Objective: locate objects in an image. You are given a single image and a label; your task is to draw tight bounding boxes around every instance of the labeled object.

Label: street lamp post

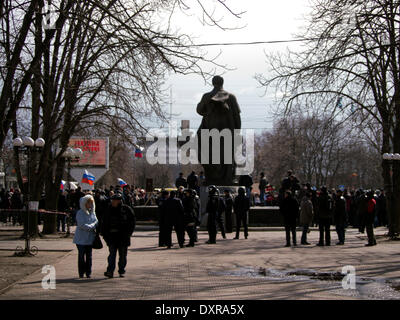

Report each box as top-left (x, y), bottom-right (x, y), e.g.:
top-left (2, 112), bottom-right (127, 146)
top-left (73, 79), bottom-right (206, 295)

top-left (61, 147), bottom-right (83, 237)
top-left (12, 136), bottom-right (45, 256)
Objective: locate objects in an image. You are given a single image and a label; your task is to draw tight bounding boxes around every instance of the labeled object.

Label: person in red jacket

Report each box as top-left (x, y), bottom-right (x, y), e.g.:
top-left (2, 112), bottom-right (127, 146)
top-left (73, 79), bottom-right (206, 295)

top-left (365, 191), bottom-right (377, 246)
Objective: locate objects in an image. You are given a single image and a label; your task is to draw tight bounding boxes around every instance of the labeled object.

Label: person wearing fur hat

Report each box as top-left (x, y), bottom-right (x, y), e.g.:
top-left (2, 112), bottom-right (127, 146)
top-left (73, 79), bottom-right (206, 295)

top-left (73, 195), bottom-right (98, 278)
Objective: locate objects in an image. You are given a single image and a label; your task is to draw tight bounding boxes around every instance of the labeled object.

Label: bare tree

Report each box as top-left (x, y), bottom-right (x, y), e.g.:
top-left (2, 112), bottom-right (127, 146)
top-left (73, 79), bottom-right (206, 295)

top-left (254, 112), bottom-right (382, 189)
top-left (5, 0), bottom-right (243, 234)
top-left (257, 0), bottom-right (400, 237)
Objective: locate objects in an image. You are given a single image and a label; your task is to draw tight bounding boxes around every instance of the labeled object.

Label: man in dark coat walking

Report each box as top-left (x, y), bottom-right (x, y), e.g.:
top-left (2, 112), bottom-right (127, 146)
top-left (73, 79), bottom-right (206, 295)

top-left (280, 190), bottom-right (299, 247)
top-left (334, 189), bottom-right (347, 245)
top-left (316, 187), bottom-right (333, 246)
top-left (101, 193), bottom-right (136, 278)
top-left (164, 190), bottom-right (185, 248)
top-left (233, 187), bottom-right (250, 239)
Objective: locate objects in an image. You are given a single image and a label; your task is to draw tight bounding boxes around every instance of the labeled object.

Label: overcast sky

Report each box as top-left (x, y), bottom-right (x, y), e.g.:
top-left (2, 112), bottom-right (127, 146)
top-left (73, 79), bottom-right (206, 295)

top-left (164, 0), bottom-right (311, 132)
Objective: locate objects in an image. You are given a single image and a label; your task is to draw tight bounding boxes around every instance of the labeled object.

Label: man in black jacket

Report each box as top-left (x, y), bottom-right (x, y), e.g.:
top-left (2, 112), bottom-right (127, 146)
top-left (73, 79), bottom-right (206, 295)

top-left (317, 187), bottom-right (333, 246)
top-left (157, 190), bottom-right (169, 247)
top-left (280, 190), bottom-right (299, 247)
top-left (233, 187), bottom-right (250, 239)
top-left (182, 189), bottom-right (197, 247)
top-left (165, 190), bottom-right (185, 248)
top-left (101, 193), bottom-right (136, 278)
top-left (334, 190), bottom-right (347, 245)
top-left (223, 189), bottom-right (234, 233)
top-left (206, 186), bottom-right (226, 244)
top-left (57, 191), bottom-right (68, 232)
top-left (239, 174), bottom-right (253, 205)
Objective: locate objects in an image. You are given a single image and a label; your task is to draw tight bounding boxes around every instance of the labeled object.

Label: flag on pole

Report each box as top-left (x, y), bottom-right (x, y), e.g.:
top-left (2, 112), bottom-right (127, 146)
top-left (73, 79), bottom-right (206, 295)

top-left (60, 180), bottom-right (66, 190)
top-left (118, 178), bottom-right (128, 187)
top-left (81, 170), bottom-right (95, 185)
top-left (135, 147), bottom-right (143, 158)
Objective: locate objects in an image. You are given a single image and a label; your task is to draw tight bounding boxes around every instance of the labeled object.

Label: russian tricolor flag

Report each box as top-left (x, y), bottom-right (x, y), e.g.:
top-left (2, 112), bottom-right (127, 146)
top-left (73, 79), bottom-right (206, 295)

top-left (60, 180), bottom-right (66, 190)
top-left (135, 147), bottom-right (143, 158)
top-left (81, 170), bottom-right (95, 185)
top-left (118, 178), bottom-right (127, 187)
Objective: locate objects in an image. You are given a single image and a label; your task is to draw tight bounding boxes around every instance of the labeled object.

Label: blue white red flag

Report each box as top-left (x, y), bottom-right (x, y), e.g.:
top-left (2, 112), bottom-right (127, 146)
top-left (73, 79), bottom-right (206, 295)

top-left (60, 180), bottom-right (66, 190)
top-left (135, 147), bottom-right (143, 158)
top-left (118, 178), bottom-right (128, 187)
top-left (81, 170), bottom-right (95, 185)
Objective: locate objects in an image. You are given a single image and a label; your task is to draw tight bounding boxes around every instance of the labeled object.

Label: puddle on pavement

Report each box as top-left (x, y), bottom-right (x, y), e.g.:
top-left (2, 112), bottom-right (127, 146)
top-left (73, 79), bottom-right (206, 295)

top-left (210, 266), bottom-right (400, 300)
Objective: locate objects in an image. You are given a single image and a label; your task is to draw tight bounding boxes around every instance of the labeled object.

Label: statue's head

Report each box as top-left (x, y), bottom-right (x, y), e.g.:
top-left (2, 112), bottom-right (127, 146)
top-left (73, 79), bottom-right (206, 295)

top-left (212, 76), bottom-right (224, 89)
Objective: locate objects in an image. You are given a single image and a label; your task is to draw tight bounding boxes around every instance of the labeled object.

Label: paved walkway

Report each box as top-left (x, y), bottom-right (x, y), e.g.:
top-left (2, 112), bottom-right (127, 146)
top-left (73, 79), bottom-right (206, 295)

top-left (1, 227), bottom-right (400, 300)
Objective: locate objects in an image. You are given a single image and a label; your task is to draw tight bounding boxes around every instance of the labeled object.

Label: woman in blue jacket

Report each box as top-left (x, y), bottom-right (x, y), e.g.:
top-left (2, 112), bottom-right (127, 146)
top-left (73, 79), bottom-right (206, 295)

top-left (73, 194), bottom-right (98, 278)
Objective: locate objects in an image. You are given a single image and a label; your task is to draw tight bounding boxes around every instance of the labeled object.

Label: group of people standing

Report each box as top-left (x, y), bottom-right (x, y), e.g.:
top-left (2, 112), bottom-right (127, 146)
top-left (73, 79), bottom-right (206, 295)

top-left (278, 170), bottom-right (382, 248)
top-left (157, 185), bottom-right (251, 248)
top-left (0, 188), bottom-right (24, 225)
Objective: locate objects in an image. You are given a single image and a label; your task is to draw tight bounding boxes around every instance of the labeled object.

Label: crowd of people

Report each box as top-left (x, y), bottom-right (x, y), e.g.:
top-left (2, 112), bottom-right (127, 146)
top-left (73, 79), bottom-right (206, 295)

top-left (277, 170), bottom-right (386, 247)
top-left (0, 185), bottom-right (149, 231)
top-left (0, 188), bottom-right (24, 225)
top-left (0, 168), bottom-right (388, 279)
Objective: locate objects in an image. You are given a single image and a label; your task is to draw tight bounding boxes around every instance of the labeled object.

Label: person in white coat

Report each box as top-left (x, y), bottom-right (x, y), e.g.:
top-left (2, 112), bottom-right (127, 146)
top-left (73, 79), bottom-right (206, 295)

top-left (73, 195), bottom-right (98, 278)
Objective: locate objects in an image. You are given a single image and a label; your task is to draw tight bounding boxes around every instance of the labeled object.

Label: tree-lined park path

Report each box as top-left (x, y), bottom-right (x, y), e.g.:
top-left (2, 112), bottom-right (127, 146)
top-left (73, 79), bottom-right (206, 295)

top-left (1, 227), bottom-right (400, 300)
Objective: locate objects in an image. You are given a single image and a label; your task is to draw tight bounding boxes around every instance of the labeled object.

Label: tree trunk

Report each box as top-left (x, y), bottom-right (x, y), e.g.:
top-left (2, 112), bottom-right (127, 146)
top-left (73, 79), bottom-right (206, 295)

top-left (42, 158), bottom-right (65, 234)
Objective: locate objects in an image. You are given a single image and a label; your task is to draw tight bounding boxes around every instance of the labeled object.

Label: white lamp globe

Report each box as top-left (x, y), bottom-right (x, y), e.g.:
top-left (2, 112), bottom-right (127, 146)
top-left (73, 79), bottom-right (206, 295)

top-left (74, 148), bottom-right (83, 158)
top-left (383, 153), bottom-right (390, 160)
top-left (35, 138), bottom-right (45, 148)
top-left (394, 153), bottom-right (400, 160)
top-left (63, 147), bottom-right (74, 158)
top-left (23, 137), bottom-right (35, 147)
top-left (12, 137), bottom-right (23, 147)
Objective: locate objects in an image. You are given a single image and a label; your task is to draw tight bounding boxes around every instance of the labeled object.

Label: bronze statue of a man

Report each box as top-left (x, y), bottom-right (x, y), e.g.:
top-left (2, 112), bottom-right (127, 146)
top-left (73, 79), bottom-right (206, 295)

top-left (196, 76), bottom-right (241, 186)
